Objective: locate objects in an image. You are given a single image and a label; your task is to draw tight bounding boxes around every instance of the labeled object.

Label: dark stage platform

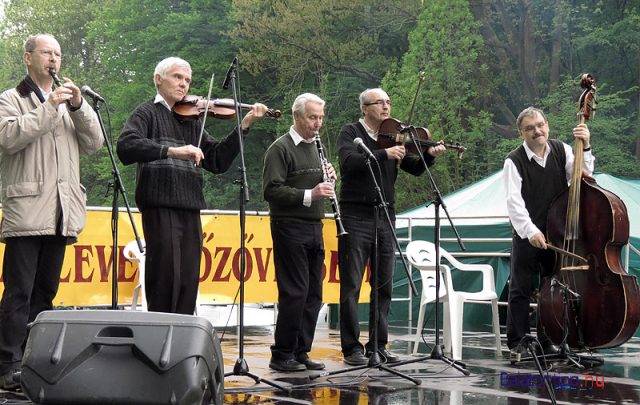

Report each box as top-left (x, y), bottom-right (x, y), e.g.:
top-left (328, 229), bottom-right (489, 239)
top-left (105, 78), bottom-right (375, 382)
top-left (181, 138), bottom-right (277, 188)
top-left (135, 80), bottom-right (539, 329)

top-left (3, 322), bottom-right (639, 404)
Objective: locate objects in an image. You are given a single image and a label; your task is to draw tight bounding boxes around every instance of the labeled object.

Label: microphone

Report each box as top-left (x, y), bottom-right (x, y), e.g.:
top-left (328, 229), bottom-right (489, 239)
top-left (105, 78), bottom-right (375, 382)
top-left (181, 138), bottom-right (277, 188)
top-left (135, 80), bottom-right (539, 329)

top-left (48, 69), bottom-right (62, 87)
top-left (81, 85), bottom-right (105, 103)
top-left (353, 138), bottom-right (376, 160)
top-left (221, 56), bottom-right (238, 90)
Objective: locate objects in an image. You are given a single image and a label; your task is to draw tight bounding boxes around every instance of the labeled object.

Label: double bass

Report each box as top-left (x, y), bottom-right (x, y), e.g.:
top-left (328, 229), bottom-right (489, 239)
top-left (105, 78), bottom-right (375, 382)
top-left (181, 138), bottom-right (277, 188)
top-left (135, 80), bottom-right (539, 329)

top-left (538, 74), bottom-right (640, 349)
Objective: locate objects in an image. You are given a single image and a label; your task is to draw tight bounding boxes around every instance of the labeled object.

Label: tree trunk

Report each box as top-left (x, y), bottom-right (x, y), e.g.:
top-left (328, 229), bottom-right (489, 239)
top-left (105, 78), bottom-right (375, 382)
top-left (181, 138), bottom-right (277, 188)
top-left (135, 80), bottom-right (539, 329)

top-left (549, 0), bottom-right (563, 94)
top-left (520, 0), bottom-right (538, 102)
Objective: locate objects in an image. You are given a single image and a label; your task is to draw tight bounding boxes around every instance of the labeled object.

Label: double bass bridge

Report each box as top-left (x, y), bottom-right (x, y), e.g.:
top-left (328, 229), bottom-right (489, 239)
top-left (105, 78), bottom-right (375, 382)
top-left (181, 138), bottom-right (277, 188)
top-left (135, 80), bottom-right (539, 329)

top-left (559, 265), bottom-right (590, 271)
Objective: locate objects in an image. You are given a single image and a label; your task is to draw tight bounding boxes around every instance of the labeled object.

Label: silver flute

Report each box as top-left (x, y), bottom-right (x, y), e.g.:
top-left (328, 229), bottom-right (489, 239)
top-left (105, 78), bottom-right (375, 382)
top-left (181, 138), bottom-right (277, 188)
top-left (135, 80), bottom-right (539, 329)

top-left (314, 132), bottom-right (348, 237)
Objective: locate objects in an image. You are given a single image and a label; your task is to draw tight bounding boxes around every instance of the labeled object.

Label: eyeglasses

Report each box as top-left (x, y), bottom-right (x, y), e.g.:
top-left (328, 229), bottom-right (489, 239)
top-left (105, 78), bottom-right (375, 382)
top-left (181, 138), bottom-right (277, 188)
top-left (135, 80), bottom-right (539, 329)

top-left (29, 49), bottom-right (62, 59)
top-left (364, 99), bottom-right (392, 107)
top-left (521, 121), bottom-right (546, 133)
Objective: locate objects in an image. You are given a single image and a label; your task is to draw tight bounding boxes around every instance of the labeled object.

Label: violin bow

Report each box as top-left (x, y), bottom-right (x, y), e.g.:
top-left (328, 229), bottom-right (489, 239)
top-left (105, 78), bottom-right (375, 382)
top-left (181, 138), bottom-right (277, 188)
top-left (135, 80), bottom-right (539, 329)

top-left (405, 71), bottom-right (425, 127)
top-left (196, 72), bottom-right (215, 150)
top-left (404, 72), bottom-right (427, 160)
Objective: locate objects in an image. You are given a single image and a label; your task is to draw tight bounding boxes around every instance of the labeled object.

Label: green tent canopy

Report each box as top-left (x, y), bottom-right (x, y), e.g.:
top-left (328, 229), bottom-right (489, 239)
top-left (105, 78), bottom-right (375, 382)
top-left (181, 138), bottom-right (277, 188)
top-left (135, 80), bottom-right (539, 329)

top-left (392, 171), bottom-right (640, 333)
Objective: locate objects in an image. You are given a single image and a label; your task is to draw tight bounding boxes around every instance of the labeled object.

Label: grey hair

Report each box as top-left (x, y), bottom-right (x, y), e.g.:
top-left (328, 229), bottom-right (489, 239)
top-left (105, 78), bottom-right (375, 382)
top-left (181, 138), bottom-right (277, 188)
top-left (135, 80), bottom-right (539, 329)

top-left (516, 106), bottom-right (547, 131)
top-left (291, 93), bottom-right (325, 120)
top-left (359, 88), bottom-right (388, 113)
top-left (153, 57), bottom-right (191, 90)
top-left (23, 34), bottom-right (57, 53)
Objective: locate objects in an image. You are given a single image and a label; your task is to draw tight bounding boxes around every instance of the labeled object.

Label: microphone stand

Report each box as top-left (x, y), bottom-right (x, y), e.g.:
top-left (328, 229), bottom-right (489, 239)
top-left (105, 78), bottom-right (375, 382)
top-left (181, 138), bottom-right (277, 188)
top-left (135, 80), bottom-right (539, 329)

top-left (513, 278), bottom-right (602, 368)
top-left (387, 127), bottom-right (469, 375)
top-left (311, 153), bottom-right (420, 385)
top-left (520, 335), bottom-right (557, 404)
top-left (89, 98), bottom-right (143, 309)
top-left (220, 57), bottom-right (288, 393)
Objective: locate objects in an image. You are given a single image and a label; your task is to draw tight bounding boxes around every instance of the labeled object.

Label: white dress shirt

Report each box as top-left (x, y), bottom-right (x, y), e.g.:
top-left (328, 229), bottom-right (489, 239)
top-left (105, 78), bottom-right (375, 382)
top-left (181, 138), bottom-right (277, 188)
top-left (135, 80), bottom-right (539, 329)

top-left (503, 141), bottom-right (595, 239)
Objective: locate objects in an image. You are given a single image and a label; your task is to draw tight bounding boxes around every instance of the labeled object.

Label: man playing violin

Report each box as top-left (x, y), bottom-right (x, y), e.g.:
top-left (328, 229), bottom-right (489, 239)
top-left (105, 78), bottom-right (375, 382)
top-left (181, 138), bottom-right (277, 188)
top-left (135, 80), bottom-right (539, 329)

top-left (117, 57), bottom-right (268, 314)
top-left (336, 88), bottom-right (445, 366)
top-left (0, 33), bottom-right (103, 390)
top-left (504, 106), bottom-right (594, 361)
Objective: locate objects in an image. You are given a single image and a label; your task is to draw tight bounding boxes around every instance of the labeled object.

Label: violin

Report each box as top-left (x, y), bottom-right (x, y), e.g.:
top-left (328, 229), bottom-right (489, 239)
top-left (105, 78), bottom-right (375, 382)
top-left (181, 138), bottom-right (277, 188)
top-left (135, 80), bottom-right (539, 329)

top-left (377, 118), bottom-right (467, 158)
top-left (172, 95), bottom-right (282, 120)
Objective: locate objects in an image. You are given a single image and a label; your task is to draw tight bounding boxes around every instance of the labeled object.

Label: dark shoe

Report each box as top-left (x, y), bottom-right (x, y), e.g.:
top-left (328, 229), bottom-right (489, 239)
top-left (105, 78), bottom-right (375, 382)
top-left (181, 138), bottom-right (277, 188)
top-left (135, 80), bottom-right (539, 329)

top-left (509, 343), bottom-right (529, 364)
top-left (269, 357), bottom-right (306, 372)
top-left (0, 369), bottom-right (20, 391)
top-left (344, 351), bottom-right (368, 366)
top-left (295, 353), bottom-right (325, 370)
top-left (379, 348), bottom-right (401, 363)
top-left (367, 348), bottom-right (401, 363)
top-left (538, 342), bottom-right (561, 356)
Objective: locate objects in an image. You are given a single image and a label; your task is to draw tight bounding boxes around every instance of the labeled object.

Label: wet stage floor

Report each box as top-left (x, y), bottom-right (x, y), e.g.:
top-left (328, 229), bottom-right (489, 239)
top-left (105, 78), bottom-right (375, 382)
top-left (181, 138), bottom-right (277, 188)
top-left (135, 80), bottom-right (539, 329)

top-left (220, 326), bottom-right (640, 404)
top-left (2, 323), bottom-right (639, 404)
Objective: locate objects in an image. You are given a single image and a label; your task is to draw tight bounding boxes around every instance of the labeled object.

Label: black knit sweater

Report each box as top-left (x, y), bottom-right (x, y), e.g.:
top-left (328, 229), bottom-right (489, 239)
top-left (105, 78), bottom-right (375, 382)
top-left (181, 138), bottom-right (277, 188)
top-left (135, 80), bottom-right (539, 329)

top-left (116, 100), bottom-right (242, 210)
top-left (337, 121), bottom-right (435, 220)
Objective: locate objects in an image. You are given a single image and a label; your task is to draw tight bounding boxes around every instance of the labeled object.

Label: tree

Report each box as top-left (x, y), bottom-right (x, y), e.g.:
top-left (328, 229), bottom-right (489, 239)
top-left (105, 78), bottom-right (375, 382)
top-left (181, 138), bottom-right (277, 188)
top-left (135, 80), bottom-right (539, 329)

top-left (85, 0), bottom-right (246, 207)
top-left (229, 0), bottom-right (424, 170)
top-left (382, 0), bottom-right (493, 209)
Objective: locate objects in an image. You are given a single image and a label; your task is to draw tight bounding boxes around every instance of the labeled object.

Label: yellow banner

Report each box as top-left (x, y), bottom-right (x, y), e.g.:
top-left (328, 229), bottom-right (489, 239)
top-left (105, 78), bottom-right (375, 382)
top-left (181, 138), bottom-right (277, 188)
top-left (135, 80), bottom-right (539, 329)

top-left (0, 209), bottom-right (371, 306)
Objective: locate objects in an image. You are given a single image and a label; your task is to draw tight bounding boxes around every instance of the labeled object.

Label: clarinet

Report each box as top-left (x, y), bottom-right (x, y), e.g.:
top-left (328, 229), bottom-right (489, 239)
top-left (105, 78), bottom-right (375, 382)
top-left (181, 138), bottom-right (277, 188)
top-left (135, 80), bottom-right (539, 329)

top-left (314, 132), bottom-right (348, 237)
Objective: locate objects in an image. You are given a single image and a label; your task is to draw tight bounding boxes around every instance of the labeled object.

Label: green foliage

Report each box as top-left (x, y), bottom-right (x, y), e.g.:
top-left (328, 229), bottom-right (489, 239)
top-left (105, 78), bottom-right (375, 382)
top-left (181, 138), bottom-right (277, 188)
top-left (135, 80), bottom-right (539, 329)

top-left (540, 76), bottom-right (640, 177)
top-left (382, 0), bottom-right (492, 209)
top-left (1, 0), bottom-right (638, 213)
top-left (229, 0), bottom-right (424, 165)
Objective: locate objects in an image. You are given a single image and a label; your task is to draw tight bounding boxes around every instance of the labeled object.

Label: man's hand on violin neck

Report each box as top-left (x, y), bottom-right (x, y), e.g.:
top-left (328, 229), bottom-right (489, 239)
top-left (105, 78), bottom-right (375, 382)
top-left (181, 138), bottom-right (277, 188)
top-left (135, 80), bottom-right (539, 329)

top-left (385, 145), bottom-right (406, 160)
top-left (168, 144), bottom-right (205, 165)
top-left (428, 144), bottom-right (447, 157)
top-left (240, 103), bottom-right (269, 129)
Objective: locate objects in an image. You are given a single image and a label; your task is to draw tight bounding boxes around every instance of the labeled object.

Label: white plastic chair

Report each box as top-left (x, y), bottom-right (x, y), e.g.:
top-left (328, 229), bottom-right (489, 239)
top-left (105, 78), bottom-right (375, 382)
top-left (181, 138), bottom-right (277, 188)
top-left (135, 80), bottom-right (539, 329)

top-left (406, 240), bottom-right (501, 360)
top-left (122, 239), bottom-right (203, 315)
top-left (123, 239), bottom-right (147, 311)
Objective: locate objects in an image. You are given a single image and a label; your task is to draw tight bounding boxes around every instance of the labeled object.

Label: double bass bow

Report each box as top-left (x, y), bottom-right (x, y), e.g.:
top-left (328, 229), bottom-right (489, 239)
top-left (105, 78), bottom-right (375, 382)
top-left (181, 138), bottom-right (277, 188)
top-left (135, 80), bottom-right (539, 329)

top-left (538, 74), bottom-right (640, 350)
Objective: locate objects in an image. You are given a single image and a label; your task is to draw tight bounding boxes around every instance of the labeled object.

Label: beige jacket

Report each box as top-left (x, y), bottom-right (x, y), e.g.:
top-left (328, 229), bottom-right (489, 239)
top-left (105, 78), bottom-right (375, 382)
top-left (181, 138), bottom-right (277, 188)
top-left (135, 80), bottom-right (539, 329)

top-left (0, 81), bottom-right (103, 241)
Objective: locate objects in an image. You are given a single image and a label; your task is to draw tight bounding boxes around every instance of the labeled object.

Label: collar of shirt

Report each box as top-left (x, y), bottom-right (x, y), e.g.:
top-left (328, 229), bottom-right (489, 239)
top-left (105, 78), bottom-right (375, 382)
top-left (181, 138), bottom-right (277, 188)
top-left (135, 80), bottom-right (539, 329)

top-left (40, 87), bottom-right (52, 99)
top-left (288, 126), bottom-right (315, 145)
top-left (359, 118), bottom-right (378, 141)
top-left (523, 140), bottom-right (551, 167)
top-left (154, 94), bottom-right (171, 111)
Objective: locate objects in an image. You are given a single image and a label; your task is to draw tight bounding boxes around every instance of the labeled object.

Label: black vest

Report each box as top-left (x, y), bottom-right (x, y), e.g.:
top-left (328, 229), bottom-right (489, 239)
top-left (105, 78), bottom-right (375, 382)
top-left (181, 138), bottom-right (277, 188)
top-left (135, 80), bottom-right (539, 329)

top-left (507, 139), bottom-right (568, 236)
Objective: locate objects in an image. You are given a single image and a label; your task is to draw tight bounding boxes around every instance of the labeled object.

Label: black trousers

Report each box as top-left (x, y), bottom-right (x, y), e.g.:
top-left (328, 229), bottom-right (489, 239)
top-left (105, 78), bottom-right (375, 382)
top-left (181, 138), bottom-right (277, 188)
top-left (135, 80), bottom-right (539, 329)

top-left (506, 236), bottom-right (555, 348)
top-left (0, 235), bottom-right (67, 374)
top-left (338, 213), bottom-right (395, 356)
top-left (270, 221), bottom-right (324, 361)
top-left (141, 208), bottom-right (202, 315)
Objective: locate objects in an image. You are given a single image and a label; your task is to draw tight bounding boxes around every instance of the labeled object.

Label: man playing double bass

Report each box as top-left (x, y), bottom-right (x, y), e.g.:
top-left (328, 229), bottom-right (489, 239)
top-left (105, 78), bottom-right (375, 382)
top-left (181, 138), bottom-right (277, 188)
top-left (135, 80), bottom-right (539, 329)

top-left (503, 106), bottom-right (594, 361)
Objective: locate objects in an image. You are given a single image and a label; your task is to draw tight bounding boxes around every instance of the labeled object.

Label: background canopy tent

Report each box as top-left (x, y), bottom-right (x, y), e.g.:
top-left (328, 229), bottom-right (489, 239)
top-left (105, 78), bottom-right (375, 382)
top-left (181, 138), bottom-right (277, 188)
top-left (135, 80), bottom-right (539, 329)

top-left (392, 170), bottom-right (640, 332)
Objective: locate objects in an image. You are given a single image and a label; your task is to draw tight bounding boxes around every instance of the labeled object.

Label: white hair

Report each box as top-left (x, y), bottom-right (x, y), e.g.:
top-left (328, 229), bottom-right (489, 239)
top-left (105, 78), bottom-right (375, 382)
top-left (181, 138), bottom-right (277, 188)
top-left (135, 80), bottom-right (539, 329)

top-left (153, 57), bottom-right (191, 90)
top-left (291, 93), bottom-right (325, 122)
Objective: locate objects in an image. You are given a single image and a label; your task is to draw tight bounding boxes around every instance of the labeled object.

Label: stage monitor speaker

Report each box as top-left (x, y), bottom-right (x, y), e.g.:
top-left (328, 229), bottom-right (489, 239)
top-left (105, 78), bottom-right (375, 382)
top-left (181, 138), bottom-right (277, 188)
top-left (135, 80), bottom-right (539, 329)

top-left (20, 310), bottom-right (224, 405)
